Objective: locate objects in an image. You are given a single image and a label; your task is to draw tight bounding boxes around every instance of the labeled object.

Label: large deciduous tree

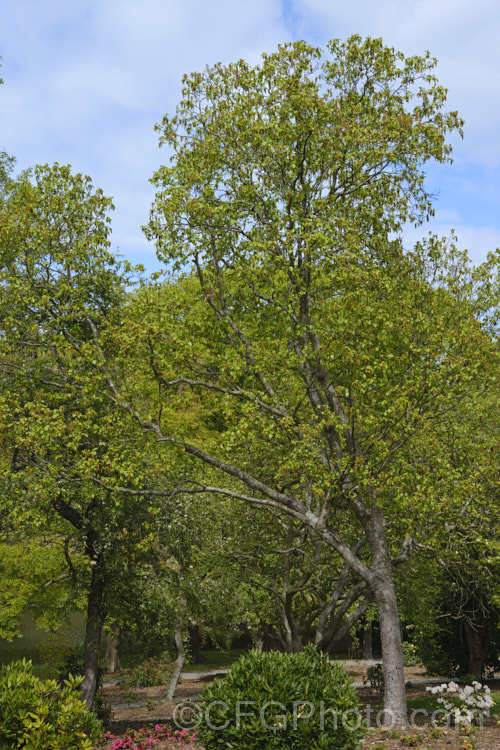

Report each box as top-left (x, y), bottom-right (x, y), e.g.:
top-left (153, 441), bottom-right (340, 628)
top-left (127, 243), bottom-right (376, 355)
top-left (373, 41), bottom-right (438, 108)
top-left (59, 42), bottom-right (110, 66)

top-left (138, 37), bottom-right (497, 725)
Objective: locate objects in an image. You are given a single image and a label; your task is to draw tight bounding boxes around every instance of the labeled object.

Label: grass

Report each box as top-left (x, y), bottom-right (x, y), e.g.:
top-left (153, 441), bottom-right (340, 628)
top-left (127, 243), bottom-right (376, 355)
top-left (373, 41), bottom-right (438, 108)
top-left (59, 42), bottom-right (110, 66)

top-left (185, 648), bottom-right (247, 671)
top-left (116, 648), bottom-right (247, 674)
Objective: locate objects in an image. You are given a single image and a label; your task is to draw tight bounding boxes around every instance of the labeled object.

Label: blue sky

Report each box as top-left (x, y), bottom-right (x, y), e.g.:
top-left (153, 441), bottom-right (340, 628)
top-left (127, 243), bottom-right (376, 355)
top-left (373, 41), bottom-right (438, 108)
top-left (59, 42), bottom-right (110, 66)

top-left (1, 0), bottom-right (499, 272)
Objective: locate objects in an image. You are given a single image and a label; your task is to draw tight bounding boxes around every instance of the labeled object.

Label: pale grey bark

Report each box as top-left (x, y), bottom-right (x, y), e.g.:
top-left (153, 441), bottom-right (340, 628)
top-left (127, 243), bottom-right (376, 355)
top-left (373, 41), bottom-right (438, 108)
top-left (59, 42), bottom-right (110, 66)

top-left (166, 597), bottom-right (186, 701)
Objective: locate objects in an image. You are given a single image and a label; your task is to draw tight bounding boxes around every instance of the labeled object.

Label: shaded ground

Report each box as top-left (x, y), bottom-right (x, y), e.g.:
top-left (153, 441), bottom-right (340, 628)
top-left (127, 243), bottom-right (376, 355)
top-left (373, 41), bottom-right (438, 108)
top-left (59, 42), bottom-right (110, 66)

top-left (97, 663), bottom-right (500, 750)
top-left (100, 664), bottom-right (427, 723)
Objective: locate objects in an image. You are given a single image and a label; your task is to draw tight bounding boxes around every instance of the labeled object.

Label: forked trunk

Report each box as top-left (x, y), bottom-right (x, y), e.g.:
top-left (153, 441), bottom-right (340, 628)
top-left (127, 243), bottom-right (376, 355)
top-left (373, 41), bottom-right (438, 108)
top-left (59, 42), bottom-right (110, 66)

top-left (283, 594), bottom-right (303, 653)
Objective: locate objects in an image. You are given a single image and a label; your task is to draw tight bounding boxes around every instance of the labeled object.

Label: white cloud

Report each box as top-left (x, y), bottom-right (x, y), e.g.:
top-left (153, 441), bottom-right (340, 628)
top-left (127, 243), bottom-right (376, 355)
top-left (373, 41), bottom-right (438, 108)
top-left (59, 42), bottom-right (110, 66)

top-left (404, 217), bottom-right (500, 266)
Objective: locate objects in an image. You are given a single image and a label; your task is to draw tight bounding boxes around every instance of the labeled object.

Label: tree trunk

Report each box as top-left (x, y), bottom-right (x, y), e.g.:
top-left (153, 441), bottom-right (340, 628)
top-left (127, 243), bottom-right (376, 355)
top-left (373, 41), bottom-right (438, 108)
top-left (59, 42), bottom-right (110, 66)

top-left (315, 585), bottom-right (371, 653)
top-left (367, 510), bottom-right (407, 727)
top-left (81, 561), bottom-right (106, 709)
top-left (370, 572), bottom-right (407, 726)
top-left (363, 621), bottom-right (373, 660)
top-left (283, 593), bottom-right (303, 653)
top-left (189, 625), bottom-right (207, 663)
top-left (104, 622), bottom-right (121, 673)
top-left (166, 598), bottom-right (187, 701)
top-left (464, 619), bottom-right (491, 679)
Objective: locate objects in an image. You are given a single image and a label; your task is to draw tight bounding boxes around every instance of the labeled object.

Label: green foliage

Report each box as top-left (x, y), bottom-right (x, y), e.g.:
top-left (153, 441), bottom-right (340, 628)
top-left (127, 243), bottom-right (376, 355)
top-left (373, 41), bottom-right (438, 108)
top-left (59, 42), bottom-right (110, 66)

top-left (36, 629), bottom-right (83, 677)
top-left (197, 644), bottom-right (365, 750)
top-left (0, 658), bottom-right (102, 749)
top-left (120, 652), bottom-right (174, 688)
top-left (413, 618), bottom-right (500, 678)
top-left (363, 663), bottom-right (385, 693)
top-left (401, 642), bottom-right (419, 667)
top-left (0, 540), bottom-right (82, 640)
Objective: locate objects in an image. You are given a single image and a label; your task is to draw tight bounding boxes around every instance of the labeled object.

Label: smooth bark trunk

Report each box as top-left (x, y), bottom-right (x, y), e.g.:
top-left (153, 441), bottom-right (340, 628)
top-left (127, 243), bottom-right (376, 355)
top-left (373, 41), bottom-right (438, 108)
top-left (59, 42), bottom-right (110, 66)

top-left (283, 593), bottom-right (303, 653)
top-left (366, 509), bottom-right (407, 727)
top-left (166, 598), bottom-right (186, 701)
top-left (371, 577), bottom-right (406, 725)
top-left (315, 585), bottom-right (371, 653)
top-left (81, 562), bottom-right (106, 709)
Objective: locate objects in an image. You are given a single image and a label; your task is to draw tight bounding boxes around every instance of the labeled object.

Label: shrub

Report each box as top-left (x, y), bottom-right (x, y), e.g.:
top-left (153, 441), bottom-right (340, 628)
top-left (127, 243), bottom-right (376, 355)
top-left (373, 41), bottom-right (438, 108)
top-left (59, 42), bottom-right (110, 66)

top-left (363, 663), bottom-right (384, 694)
top-left (196, 644), bottom-right (365, 750)
top-left (0, 658), bottom-right (102, 750)
top-left (401, 642), bottom-right (419, 667)
top-left (120, 652), bottom-right (174, 688)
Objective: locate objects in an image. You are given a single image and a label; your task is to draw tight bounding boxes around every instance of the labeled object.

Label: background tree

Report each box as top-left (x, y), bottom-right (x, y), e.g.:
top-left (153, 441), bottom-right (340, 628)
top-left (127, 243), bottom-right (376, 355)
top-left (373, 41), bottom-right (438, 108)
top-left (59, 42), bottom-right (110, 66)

top-left (0, 178), bottom-right (257, 705)
top-left (0, 534), bottom-right (85, 641)
top-left (208, 502), bottom-right (373, 654)
top-left (0, 164), bottom-right (169, 707)
top-left (398, 386), bottom-right (499, 679)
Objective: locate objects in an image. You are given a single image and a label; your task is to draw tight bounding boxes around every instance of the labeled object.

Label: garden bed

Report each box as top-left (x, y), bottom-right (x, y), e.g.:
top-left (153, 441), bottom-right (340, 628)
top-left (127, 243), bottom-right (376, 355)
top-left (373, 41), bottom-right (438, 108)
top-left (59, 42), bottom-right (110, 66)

top-left (97, 662), bottom-right (500, 750)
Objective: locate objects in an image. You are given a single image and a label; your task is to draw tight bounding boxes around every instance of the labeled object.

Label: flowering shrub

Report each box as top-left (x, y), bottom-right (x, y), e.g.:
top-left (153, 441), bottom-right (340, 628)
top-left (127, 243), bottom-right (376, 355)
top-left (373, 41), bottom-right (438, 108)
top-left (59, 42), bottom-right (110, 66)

top-left (120, 653), bottom-right (174, 688)
top-left (426, 680), bottom-right (494, 725)
top-left (98, 724), bottom-right (197, 749)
